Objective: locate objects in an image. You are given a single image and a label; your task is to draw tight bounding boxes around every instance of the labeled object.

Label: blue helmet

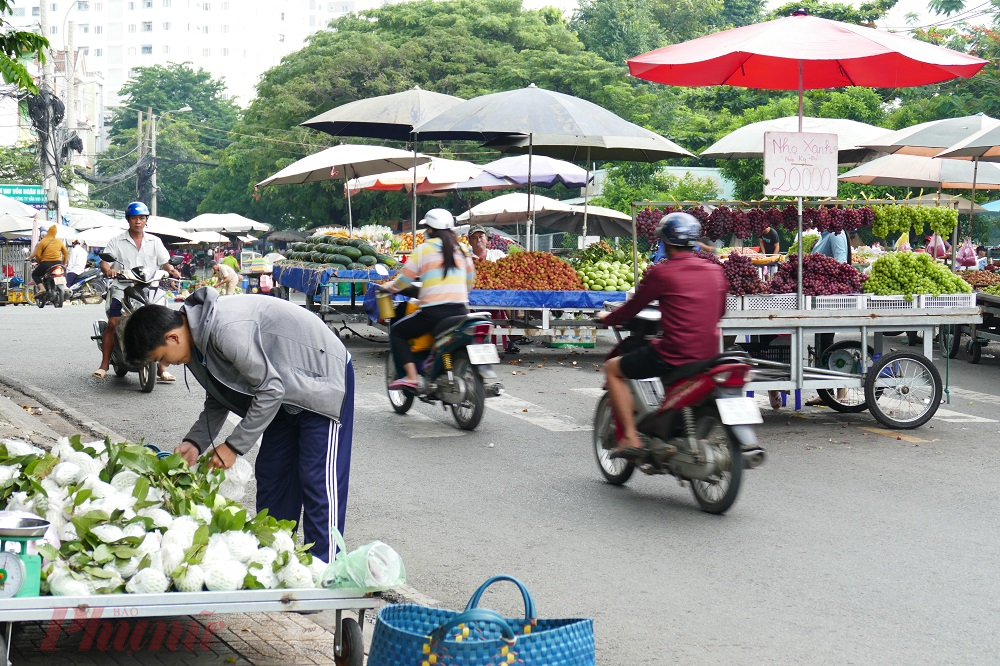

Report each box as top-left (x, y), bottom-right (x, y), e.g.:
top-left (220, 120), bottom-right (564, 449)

top-left (126, 201), bottom-right (150, 218)
top-left (658, 212), bottom-right (701, 248)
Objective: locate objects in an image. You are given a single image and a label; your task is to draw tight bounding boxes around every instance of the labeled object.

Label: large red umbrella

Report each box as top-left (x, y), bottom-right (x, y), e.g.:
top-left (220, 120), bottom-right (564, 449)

top-left (628, 10), bottom-right (986, 306)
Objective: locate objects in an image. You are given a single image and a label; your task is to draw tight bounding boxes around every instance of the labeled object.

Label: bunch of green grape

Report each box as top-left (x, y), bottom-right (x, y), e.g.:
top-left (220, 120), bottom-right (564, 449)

top-left (982, 285), bottom-right (1000, 297)
top-left (863, 252), bottom-right (973, 299)
top-left (927, 207), bottom-right (958, 238)
top-left (872, 205), bottom-right (914, 238)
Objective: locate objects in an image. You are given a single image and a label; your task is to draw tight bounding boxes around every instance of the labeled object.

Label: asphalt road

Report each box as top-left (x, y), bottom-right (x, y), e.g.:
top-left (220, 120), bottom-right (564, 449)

top-left (3, 300), bottom-right (1000, 665)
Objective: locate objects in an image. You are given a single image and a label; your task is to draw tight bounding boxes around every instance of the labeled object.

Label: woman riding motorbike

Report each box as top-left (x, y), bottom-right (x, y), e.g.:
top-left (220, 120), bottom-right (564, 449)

top-left (381, 208), bottom-right (475, 392)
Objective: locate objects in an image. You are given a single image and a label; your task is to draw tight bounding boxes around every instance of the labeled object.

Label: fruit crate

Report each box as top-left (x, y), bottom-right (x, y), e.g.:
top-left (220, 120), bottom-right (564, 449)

top-left (863, 295), bottom-right (919, 310)
top-left (812, 295), bottom-right (866, 310)
top-left (742, 294), bottom-right (810, 311)
top-left (726, 295), bottom-right (743, 311)
top-left (736, 340), bottom-right (793, 364)
top-left (918, 294), bottom-right (977, 309)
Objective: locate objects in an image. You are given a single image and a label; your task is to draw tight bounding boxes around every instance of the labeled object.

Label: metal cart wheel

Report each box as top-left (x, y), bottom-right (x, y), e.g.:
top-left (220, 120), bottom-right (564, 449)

top-left (940, 325), bottom-right (962, 359)
top-left (593, 393), bottom-right (634, 485)
top-left (334, 616), bottom-right (364, 666)
top-left (966, 339), bottom-right (983, 364)
top-left (865, 350), bottom-right (942, 429)
top-left (384, 354), bottom-right (413, 414)
top-left (815, 340), bottom-right (874, 413)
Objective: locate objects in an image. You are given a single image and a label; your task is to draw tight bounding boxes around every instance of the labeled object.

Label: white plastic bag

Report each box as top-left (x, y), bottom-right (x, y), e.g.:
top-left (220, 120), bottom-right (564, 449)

top-left (320, 530), bottom-right (406, 593)
top-left (957, 239), bottom-right (978, 267)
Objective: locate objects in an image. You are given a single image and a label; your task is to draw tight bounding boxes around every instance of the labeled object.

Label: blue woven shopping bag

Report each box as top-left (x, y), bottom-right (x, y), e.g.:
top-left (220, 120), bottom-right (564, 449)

top-left (368, 575), bottom-right (595, 666)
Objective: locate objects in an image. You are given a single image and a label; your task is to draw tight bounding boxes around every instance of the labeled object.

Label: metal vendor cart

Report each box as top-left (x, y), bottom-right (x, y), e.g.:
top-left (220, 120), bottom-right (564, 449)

top-left (0, 588), bottom-right (378, 665)
top-left (947, 290), bottom-right (1000, 364)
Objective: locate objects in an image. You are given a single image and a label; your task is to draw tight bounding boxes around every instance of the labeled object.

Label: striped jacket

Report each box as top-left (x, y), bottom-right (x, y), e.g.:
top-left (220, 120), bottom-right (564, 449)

top-left (390, 237), bottom-right (475, 306)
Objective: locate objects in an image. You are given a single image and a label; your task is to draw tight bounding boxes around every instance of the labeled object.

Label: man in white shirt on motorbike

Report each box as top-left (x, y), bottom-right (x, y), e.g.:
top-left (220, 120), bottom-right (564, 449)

top-left (92, 201), bottom-right (180, 381)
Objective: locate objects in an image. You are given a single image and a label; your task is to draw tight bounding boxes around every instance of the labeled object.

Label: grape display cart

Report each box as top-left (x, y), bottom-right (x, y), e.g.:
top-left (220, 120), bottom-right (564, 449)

top-left (0, 588), bottom-right (379, 666)
top-left (946, 291), bottom-right (1000, 364)
top-left (721, 294), bottom-right (981, 429)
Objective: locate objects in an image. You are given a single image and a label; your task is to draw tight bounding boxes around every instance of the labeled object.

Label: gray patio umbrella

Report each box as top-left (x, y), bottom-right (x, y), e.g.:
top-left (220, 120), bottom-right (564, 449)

top-left (535, 205), bottom-right (634, 237)
top-left (838, 154), bottom-right (1000, 189)
top-left (701, 115), bottom-right (889, 164)
top-left (412, 84), bottom-right (693, 247)
top-left (301, 86), bottom-right (465, 243)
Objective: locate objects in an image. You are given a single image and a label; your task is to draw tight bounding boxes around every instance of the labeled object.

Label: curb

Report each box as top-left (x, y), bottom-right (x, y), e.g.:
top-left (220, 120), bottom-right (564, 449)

top-left (0, 371), bottom-right (130, 444)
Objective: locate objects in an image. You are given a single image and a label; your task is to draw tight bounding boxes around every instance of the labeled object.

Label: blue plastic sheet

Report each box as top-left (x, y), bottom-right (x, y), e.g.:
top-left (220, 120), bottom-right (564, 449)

top-left (362, 282), bottom-right (624, 323)
top-left (274, 264), bottom-right (394, 294)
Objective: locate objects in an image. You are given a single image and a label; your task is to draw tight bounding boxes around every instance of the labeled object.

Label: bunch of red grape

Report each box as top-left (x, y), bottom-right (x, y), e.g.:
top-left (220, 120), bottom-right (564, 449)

top-left (730, 208), bottom-right (752, 239)
top-left (768, 253), bottom-right (866, 295)
top-left (706, 206), bottom-right (730, 240)
top-left (695, 252), bottom-right (766, 295)
top-left (686, 206), bottom-right (710, 235)
top-left (777, 206), bottom-right (796, 232)
top-left (636, 207), bottom-right (664, 246)
top-left (746, 208), bottom-right (767, 238)
top-left (489, 236), bottom-right (520, 252)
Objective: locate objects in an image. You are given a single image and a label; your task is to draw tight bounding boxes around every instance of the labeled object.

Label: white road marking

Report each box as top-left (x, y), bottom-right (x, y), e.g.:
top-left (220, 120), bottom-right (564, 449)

top-left (570, 387), bottom-right (605, 398)
top-left (932, 408), bottom-right (998, 424)
top-left (357, 393), bottom-right (464, 438)
top-left (488, 393), bottom-right (592, 431)
top-left (947, 386), bottom-right (1000, 408)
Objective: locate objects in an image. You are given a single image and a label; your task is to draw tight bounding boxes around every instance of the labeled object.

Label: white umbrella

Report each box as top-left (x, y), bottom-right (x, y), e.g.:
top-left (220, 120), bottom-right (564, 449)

top-left (456, 193), bottom-right (574, 225)
top-left (185, 230), bottom-right (229, 244)
top-left (0, 213), bottom-right (37, 234)
top-left (3, 224), bottom-right (77, 240)
top-left (76, 226), bottom-right (124, 246)
top-left (535, 205), bottom-right (634, 237)
top-left (701, 115), bottom-right (889, 163)
top-left (257, 144), bottom-right (432, 234)
top-left (145, 215), bottom-right (194, 242)
top-left (183, 213), bottom-right (271, 233)
top-left (66, 207), bottom-right (126, 230)
top-left (238, 235), bottom-right (258, 243)
top-left (345, 157), bottom-right (485, 195)
top-left (0, 193), bottom-right (41, 217)
top-left (838, 154), bottom-right (1000, 189)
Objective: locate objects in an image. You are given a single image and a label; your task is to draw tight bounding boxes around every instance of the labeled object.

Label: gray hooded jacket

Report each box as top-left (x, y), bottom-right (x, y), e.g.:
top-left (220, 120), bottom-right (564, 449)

top-left (181, 287), bottom-right (351, 454)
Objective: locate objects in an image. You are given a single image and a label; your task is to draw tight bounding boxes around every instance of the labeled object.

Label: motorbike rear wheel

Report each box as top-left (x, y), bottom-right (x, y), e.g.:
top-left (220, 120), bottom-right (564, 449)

top-left (36, 293), bottom-right (44, 308)
top-left (450, 355), bottom-right (485, 431)
top-left (54, 289), bottom-right (64, 308)
top-left (384, 353), bottom-right (413, 414)
top-left (138, 362), bottom-right (156, 393)
top-left (112, 361), bottom-right (128, 378)
top-left (593, 393), bottom-right (634, 485)
top-left (689, 406), bottom-right (743, 514)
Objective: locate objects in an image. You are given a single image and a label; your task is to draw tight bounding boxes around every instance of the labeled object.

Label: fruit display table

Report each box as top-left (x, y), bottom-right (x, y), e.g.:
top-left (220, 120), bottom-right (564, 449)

top-left (719, 301), bottom-right (981, 429)
top-left (274, 263), bottom-right (396, 315)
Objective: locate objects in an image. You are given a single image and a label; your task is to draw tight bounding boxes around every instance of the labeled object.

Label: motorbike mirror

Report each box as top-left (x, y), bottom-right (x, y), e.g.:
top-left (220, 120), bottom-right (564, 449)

top-left (169, 256), bottom-right (184, 266)
top-left (99, 252), bottom-right (117, 263)
top-left (373, 264), bottom-right (389, 277)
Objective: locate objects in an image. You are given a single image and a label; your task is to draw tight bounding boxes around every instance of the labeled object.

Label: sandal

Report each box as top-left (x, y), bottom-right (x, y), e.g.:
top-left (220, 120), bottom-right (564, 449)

top-left (388, 378), bottom-right (419, 391)
top-left (158, 371), bottom-right (176, 382)
top-left (91, 369), bottom-right (107, 379)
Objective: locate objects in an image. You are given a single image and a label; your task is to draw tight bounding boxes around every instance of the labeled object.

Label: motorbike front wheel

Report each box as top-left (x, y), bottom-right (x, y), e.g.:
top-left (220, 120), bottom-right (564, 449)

top-left (689, 406), bottom-right (743, 515)
top-left (384, 353), bottom-right (413, 414)
top-left (79, 281), bottom-right (105, 304)
top-left (138, 362), bottom-right (156, 393)
top-left (450, 355), bottom-right (485, 431)
top-left (592, 393), bottom-right (634, 485)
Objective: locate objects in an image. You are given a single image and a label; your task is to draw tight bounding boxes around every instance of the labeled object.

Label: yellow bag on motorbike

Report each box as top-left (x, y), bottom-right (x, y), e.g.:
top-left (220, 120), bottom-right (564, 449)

top-left (404, 300), bottom-right (435, 352)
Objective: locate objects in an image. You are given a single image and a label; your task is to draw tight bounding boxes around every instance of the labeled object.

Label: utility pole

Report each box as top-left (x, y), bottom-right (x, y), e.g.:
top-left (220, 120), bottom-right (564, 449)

top-left (38, 0), bottom-right (59, 235)
top-left (150, 111), bottom-right (158, 216)
top-left (66, 21), bottom-right (76, 153)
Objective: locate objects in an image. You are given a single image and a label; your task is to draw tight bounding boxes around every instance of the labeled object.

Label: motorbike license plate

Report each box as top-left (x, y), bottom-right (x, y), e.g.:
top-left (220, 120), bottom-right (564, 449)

top-left (466, 344), bottom-right (500, 365)
top-left (54, 276), bottom-right (67, 286)
top-left (716, 397), bottom-right (763, 425)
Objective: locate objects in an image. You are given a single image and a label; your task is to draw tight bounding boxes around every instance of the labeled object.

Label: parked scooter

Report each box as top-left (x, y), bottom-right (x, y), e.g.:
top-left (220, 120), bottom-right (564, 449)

top-left (378, 286), bottom-right (504, 431)
top-left (594, 303), bottom-right (765, 514)
top-left (90, 253), bottom-right (183, 392)
top-left (66, 267), bottom-right (107, 304)
top-left (34, 263), bottom-right (67, 308)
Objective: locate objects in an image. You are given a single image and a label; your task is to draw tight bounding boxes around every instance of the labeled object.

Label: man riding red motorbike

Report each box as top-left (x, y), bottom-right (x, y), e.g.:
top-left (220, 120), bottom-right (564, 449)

top-left (597, 212), bottom-right (727, 459)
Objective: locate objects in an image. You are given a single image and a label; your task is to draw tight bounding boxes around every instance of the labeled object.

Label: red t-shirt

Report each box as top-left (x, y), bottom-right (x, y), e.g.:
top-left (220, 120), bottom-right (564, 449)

top-left (603, 253), bottom-right (727, 366)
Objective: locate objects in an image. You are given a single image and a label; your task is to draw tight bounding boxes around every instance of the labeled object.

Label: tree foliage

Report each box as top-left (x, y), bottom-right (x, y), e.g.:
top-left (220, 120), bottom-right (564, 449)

top-left (0, 1), bottom-right (48, 93)
top-left (593, 162), bottom-right (720, 213)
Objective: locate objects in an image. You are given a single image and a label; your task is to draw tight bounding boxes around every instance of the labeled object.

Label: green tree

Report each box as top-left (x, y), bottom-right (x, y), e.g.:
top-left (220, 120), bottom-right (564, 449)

top-left (721, 0), bottom-right (765, 27)
top-left (766, 0), bottom-right (897, 23)
top-left (0, 2), bottom-right (48, 93)
top-left (0, 142), bottom-right (41, 183)
top-left (593, 162), bottom-right (720, 213)
top-left (569, 0), bottom-right (663, 64)
top-left (96, 63), bottom-right (239, 219)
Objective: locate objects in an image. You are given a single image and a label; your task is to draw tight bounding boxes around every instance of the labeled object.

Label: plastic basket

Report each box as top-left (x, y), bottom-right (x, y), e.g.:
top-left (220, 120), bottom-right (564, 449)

top-left (918, 294), bottom-right (977, 309)
top-left (812, 294), bottom-right (866, 310)
top-left (742, 294), bottom-right (809, 311)
top-left (736, 341), bottom-right (792, 364)
top-left (726, 295), bottom-right (742, 311)
top-left (864, 295), bottom-right (918, 310)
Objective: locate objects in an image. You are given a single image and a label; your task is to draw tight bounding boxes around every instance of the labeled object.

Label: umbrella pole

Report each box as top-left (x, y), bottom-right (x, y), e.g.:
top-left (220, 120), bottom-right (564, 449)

top-left (582, 146), bottom-right (591, 248)
top-left (528, 133), bottom-right (534, 252)
top-left (412, 143), bottom-right (418, 252)
top-left (347, 184), bottom-right (354, 236)
top-left (796, 60), bottom-right (804, 310)
top-left (954, 157), bottom-right (977, 271)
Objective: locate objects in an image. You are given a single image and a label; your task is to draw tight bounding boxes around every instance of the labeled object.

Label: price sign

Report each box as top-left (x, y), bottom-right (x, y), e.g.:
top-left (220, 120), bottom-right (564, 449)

top-left (763, 131), bottom-right (838, 197)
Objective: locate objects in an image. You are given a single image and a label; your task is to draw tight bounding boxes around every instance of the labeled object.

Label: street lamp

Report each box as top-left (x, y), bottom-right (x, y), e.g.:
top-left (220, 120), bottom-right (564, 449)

top-left (150, 105), bottom-right (192, 216)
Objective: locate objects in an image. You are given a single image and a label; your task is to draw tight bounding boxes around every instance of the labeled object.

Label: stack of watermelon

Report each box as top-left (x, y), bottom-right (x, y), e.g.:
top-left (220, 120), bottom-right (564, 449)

top-left (282, 235), bottom-right (398, 271)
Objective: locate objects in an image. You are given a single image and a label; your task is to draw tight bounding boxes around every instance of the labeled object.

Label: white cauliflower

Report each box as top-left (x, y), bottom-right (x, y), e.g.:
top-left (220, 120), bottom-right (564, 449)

top-left (204, 561), bottom-right (247, 592)
top-left (223, 531), bottom-right (259, 564)
top-left (247, 562), bottom-right (279, 589)
top-left (173, 564), bottom-right (205, 593)
top-left (90, 524), bottom-right (126, 543)
top-left (203, 534), bottom-right (231, 564)
top-left (138, 507), bottom-right (173, 529)
top-left (123, 523), bottom-right (146, 540)
top-left (271, 531), bottom-right (296, 555)
top-left (126, 568), bottom-right (170, 594)
top-left (110, 470), bottom-right (141, 493)
top-left (51, 462), bottom-right (83, 487)
top-left (135, 532), bottom-right (162, 557)
top-left (160, 544), bottom-right (185, 578)
top-left (0, 464), bottom-right (21, 486)
top-left (49, 573), bottom-right (91, 597)
top-left (277, 560), bottom-right (314, 589)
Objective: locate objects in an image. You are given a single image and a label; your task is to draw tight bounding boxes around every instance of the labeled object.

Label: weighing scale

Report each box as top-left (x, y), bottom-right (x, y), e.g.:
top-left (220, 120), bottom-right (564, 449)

top-left (0, 514), bottom-right (48, 599)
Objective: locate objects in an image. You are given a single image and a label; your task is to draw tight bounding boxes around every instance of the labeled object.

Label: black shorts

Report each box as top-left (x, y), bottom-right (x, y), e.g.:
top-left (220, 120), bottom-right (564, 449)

top-left (106, 298), bottom-right (123, 318)
top-left (619, 344), bottom-right (674, 380)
